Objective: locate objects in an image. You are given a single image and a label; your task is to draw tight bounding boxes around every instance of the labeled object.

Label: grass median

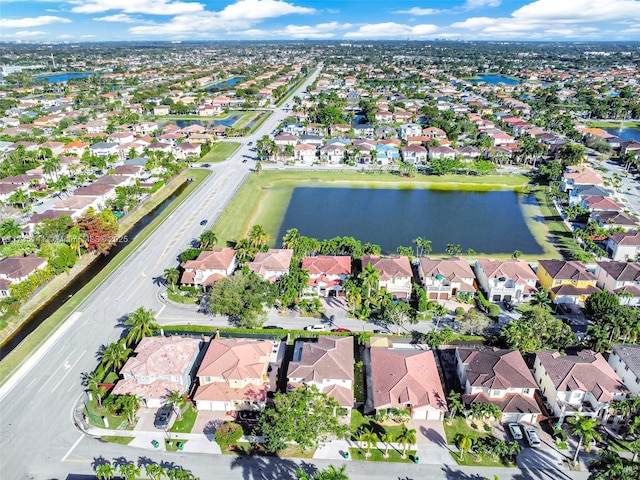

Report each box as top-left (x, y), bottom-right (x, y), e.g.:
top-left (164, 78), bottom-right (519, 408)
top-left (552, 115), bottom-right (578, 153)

top-left (200, 142), bottom-right (241, 163)
top-left (0, 168), bottom-right (211, 385)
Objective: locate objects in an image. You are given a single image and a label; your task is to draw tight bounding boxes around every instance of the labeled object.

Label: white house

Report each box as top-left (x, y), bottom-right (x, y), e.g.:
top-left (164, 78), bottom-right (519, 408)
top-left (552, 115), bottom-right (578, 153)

top-left (361, 255), bottom-right (413, 300)
top-left (595, 261), bottom-right (640, 306)
top-left (418, 257), bottom-right (476, 300)
top-left (474, 258), bottom-right (538, 303)
top-left (180, 247), bottom-right (236, 288)
top-left (301, 255), bottom-right (351, 297)
top-left (608, 345), bottom-right (640, 395)
top-left (606, 231), bottom-right (640, 261)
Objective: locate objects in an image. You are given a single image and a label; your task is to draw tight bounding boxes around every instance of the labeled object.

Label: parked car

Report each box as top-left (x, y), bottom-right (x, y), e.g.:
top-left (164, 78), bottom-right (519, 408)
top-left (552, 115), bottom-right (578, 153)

top-left (154, 406), bottom-right (174, 429)
top-left (304, 324), bottom-right (326, 331)
top-left (508, 423), bottom-right (523, 440)
top-left (263, 325), bottom-right (283, 330)
top-left (331, 327), bottom-right (352, 333)
top-left (373, 328), bottom-right (392, 334)
top-left (524, 425), bottom-right (541, 447)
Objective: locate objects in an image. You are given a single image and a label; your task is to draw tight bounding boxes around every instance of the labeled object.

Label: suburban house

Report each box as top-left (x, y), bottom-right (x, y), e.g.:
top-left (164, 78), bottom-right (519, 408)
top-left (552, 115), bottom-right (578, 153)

top-left (534, 350), bottom-right (629, 422)
top-left (319, 144), bottom-right (344, 164)
top-left (369, 339), bottom-right (447, 420)
top-left (595, 261), bottom-right (640, 305)
top-left (562, 165), bottom-right (604, 192)
top-left (568, 184), bottom-right (610, 207)
top-left (591, 210), bottom-right (638, 231)
top-left (111, 336), bottom-right (202, 408)
top-left (361, 255), bottom-right (413, 300)
top-left (456, 347), bottom-right (541, 424)
top-left (428, 145), bottom-right (456, 159)
top-left (536, 260), bottom-right (599, 305)
top-left (401, 145), bottom-right (428, 165)
top-left (248, 248), bottom-right (293, 283)
top-left (0, 254), bottom-right (48, 295)
top-left (474, 258), bottom-right (538, 303)
top-left (287, 336), bottom-right (354, 415)
top-left (399, 123), bottom-right (423, 139)
top-left (194, 338), bottom-right (275, 412)
top-left (608, 345), bottom-right (640, 395)
top-left (301, 255), bottom-right (351, 297)
top-left (605, 231), bottom-right (640, 261)
top-left (418, 257), bottom-right (476, 300)
top-left (180, 247), bottom-right (237, 288)
top-left (294, 144), bottom-right (317, 164)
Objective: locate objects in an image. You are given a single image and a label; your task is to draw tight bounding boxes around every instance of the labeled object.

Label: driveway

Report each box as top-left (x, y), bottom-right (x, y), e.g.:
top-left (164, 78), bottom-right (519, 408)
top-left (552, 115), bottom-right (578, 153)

top-left (408, 420), bottom-right (448, 446)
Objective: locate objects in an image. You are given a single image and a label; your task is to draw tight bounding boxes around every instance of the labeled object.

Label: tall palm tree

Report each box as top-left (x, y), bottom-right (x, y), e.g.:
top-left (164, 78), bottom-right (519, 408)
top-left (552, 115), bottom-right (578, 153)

top-left (167, 390), bottom-right (187, 420)
top-left (118, 462), bottom-right (141, 480)
top-left (9, 188), bottom-right (29, 209)
top-left (101, 341), bottom-right (130, 372)
top-left (67, 226), bottom-right (88, 257)
top-left (568, 414), bottom-right (602, 466)
top-left (359, 428), bottom-right (379, 458)
top-left (124, 307), bottom-right (159, 346)
top-left (396, 424), bottom-right (417, 459)
top-left (456, 434), bottom-right (474, 461)
top-left (85, 371), bottom-right (106, 407)
top-left (0, 219), bottom-right (21, 243)
top-left (95, 462), bottom-right (116, 480)
top-left (163, 267), bottom-right (180, 294)
top-left (381, 432), bottom-right (394, 459)
top-left (282, 228), bottom-right (301, 251)
top-left (42, 157), bottom-right (61, 181)
top-left (447, 391), bottom-right (464, 423)
top-left (199, 230), bottom-right (217, 249)
top-left (360, 262), bottom-right (379, 299)
top-left (145, 463), bottom-right (168, 480)
top-left (248, 224), bottom-right (269, 249)
top-left (445, 243), bottom-right (462, 257)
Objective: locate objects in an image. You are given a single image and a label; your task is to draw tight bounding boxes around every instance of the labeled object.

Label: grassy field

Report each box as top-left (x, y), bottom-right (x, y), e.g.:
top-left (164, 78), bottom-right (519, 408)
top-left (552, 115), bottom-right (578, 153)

top-left (222, 441), bottom-right (316, 458)
top-left (170, 405), bottom-right (198, 434)
top-left (349, 447), bottom-right (416, 463)
top-left (533, 187), bottom-right (583, 260)
top-left (350, 410), bottom-right (408, 440)
top-left (100, 435), bottom-right (134, 445)
top-left (449, 451), bottom-right (515, 468)
top-left (212, 169), bottom-right (558, 259)
top-left (200, 141), bottom-right (241, 163)
top-left (0, 169), bottom-right (211, 385)
top-left (585, 120), bottom-right (640, 129)
top-left (443, 416), bottom-right (491, 445)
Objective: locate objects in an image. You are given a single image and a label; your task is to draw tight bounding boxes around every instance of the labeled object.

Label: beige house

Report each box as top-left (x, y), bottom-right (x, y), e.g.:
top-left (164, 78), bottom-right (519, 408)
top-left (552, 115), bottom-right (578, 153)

top-left (180, 247), bottom-right (236, 288)
top-left (534, 350), bottom-right (629, 422)
top-left (194, 339), bottom-right (275, 411)
top-left (287, 336), bottom-right (354, 415)
top-left (111, 336), bottom-right (202, 408)
top-left (595, 261), bottom-right (640, 306)
top-left (248, 248), bottom-right (293, 283)
top-left (457, 347), bottom-right (541, 424)
top-left (361, 255), bottom-right (413, 300)
top-left (474, 258), bottom-right (537, 303)
top-left (418, 257), bottom-right (476, 300)
top-left (301, 255), bottom-right (351, 297)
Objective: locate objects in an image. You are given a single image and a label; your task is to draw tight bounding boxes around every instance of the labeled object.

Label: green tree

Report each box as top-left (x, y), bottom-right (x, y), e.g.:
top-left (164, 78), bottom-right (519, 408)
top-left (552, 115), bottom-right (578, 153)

top-left (456, 434), bottom-right (474, 461)
top-left (296, 464), bottom-right (349, 480)
top-left (446, 243), bottom-right (462, 257)
top-left (198, 230), bottom-right (217, 249)
top-left (396, 424), bottom-right (417, 459)
top-left (167, 390), bottom-right (187, 420)
top-left (359, 428), bottom-right (379, 458)
top-left (85, 371), bottom-right (106, 408)
top-left (568, 414), bottom-right (602, 466)
top-left (447, 391), bottom-right (464, 423)
top-left (164, 267), bottom-right (180, 294)
top-left (258, 385), bottom-right (349, 453)
top-left (118, 461), bottom-right (141, 480)
top-left (0, 219), bottom-right (21, 243)
top-left (248, 224), bottom-right (269, 249)
top-left (124, 306), bottom-right (159, 346)
top-left (100, 341), bottom-right (131, 372)
top-left (380, 300), bottom-right (416, 334)
top-left (501, 306), bottom-right (576, 353)
top-left (360, 261), bottom-right (379, 299)
top-left (145, 463), bottom-right (168, 480)
top-left (380, 432), bottom-right (394, 459)
top-left (95, 462), bottom-right (116, 480)
top-left (214, 421), bottom-right (243, 450)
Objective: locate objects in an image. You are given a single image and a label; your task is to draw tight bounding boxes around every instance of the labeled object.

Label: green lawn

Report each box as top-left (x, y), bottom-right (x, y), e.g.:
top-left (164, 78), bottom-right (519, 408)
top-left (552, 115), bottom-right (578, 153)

top-left (100, 435), bottom-right (134, 445)
top-left (349, 447), bottom-right (416, 463)
top-left (200, 142), bottom-right (241, 163)
top-left (165, 438), bottom-right (188, 452)
top-left (533, 187), bottom-right (583, 260)
top-left (449, 451), bottom-right (515, 468)
top-left (443, 416), bottom-right (491, 445)
top-left (585, 120), bottom-right (640, 129)
top-left (84, 397), bottom-right (133, 430)
top-left (350, 410), bottom-right (408, 440)
top-left (170, 405), bottom-right (198, 434)
top-left (222, 441), bottom-right (316, 458)
top-left (0, 169), bottom-right (210, 385)
top-left (166, 289), bottom-right (197, 304)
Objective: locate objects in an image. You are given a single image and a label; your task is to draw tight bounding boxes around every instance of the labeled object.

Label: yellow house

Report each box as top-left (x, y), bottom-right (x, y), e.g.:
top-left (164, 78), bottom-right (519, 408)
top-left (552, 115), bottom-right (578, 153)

top-left (536, 260), bottom-right (599, 305)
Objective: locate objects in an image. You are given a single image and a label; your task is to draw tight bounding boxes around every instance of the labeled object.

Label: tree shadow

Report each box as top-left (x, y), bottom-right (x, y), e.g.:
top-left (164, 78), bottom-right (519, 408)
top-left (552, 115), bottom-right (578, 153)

top-left (137, 455), bottom-right (156, 469)
top-left (91, 455), bottom-right (110, 471)
top-left (515, 445), bottom-right (575, 480)
top-left (419, 425), bottom-right (448, 448)
top-left (203, 419), bottom-right (225, 441)
top-left (152, 275), bottom-right (166, 288)
top-left (440, 464), bottom-right (493, 480)
top-left (111, 455), bottom-right (129, 468)
top-left (230, 455), bottom-right (311, 480)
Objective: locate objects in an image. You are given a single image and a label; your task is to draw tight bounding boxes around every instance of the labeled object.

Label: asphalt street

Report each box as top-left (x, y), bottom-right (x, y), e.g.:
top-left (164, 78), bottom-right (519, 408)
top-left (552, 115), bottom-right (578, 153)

top-left (0, 69), bottom-right (320, 480)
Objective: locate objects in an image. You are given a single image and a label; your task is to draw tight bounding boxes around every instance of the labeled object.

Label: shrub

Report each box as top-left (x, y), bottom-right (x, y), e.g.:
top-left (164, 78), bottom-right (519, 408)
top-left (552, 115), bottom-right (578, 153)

top-left (215, 421), bottom-right (243, 449)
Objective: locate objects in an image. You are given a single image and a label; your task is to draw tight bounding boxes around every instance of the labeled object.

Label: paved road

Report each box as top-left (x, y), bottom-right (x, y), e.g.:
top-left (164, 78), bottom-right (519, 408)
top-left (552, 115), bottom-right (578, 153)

top-left (0, 69), bottom-right (321, 480)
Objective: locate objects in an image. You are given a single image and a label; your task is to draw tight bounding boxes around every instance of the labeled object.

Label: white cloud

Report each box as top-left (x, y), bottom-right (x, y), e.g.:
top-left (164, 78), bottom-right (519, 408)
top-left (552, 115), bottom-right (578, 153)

top-left (512, 0), bottom-right (640, 22)
top-left (93, 14), bottom-right (138, 23)
top-left (218, 0), bottom-right (315, 21)
top-left (69, 0), bottom-right (204, 15)
top-left (129, 0), bottom-right (316, 36)
top-left (1, 15), bottom-right (71, 28)
top-left (13, 30), bottom-right (48, 38)
top-left (344, 22), bottom-right (438, 39)
top-left (276, 21), bottom-right (351, 38)
top-left (393, 7), bottom-right (443, 15)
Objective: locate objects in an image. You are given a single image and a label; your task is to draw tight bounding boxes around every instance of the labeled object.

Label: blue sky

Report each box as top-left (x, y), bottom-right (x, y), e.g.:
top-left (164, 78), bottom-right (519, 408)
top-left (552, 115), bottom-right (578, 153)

top-left (1, 0), bottom-right (639, 42)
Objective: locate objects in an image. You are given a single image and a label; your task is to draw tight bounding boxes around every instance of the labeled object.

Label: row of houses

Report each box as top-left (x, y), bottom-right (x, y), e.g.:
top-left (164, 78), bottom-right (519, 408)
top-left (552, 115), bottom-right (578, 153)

top-left (109, 332), bottom-right (640, 427)
top-left (180, 246), bottom-right (640, 307)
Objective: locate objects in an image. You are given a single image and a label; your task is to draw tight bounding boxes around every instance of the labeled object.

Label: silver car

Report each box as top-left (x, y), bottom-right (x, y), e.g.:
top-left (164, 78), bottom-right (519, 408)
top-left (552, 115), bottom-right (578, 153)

top-left (523, 425), bottom-right (541, 447)
top-left (508, 423), bottom-right (523, 440)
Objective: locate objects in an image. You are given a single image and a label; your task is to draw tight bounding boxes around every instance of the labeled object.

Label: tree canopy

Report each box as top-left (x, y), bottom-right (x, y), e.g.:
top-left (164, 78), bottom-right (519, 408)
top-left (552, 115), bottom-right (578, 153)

top-left (501, 305), bottom-right (576, 353)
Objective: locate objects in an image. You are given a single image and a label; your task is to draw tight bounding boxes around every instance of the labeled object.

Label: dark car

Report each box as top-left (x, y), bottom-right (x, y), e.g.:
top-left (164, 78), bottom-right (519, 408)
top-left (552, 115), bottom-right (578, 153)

top-left (154, 406), bottom-right (173, 429)
top-left (503, 300), bottom-right (514, 312)
top-left (263, 325), bottom-right (283, 330)
top-left (242, 158), bottom-right (248, 163)
top-left (200, 219), bottom-right (208, 226)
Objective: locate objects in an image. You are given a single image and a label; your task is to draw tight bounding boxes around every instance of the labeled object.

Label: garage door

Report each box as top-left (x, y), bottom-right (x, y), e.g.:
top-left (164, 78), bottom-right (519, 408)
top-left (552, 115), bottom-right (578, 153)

top-left (426, 409), bottom-right (443, 421)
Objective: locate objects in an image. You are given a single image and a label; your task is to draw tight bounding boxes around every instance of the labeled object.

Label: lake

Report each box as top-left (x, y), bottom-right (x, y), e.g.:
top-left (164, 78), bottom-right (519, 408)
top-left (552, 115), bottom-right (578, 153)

top-left (275, 187), bottom-right (543, 255)
top-left (604, 127), bottom-right (640, 143)
top-left (36, 72), bottom-right (93, 83)
top-left (205, 77), bottom-right (243, 91)
top-left (173, 114), bottom-right (241, 128)
top-left (471, 74), bottom-right (518, 85)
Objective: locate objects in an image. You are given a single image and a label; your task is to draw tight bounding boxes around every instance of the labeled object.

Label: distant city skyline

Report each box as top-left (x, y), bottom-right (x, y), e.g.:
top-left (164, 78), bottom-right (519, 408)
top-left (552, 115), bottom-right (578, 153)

top-left (1, 0), bottom-right (640, 43)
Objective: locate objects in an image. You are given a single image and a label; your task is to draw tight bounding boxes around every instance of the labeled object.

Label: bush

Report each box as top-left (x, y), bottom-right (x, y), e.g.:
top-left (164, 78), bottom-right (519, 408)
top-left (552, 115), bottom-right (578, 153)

top-left (215, 421), bottom-right (243, 449)
top-left (455, 307), bottom-right (466, 317)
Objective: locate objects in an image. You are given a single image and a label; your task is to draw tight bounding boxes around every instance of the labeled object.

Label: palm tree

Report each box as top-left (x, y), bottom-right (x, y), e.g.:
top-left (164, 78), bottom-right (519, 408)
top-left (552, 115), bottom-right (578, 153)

top-left (396, 424), bottom-right (417, 459)
top-left (359, 428), bottom-right (379, 458)
top-left (101, 341), bottom-right (130, 372)
top-left (145, 463), bottom-right (168, 480)
top-left (167, 390), bottom-right (187, 420)
top-left (67, 226), bottom-right (88, 257)
top-left (199, 230), bottom-right (217, 249)
top-left (447, 391), bottom-right (464, 423)
top-left (282, 228), bottom-right (301, 251)
top-left (118, 462), bottom-right (141, 480)
top-left (530, 288), bottom-right (552, 309)
top-left (119, 394), bottom-right (141, 426)
top-left (163, 267), bottom-right (180, 294)
top-left (9, 188), bottom-right (29, 209)
top-left (248, 224), bottom-right (269, 249)
top-left (568, 414), bottom-right (602, 466)
top-left (0, 219), bottom-right (21, 243)
top-left (95, 462), bottom-right (116, 480)
top-left (381, 432), bottom-right (394, 459)
top-left (124, 306), bottom-right (159, 346)
top-left (456, 433), bottom-right (474, 461)
top-left (360, 262), bottom-right (379, 299)
top-left (42, 157), bottom-right (61, 181)
top-left (445, 243), bottom-right (462, 257)
top-left (85, 371), bottom-right (106, 407)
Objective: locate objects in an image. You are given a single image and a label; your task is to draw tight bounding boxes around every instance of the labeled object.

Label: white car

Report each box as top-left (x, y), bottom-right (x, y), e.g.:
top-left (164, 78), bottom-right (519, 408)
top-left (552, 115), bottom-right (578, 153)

top-left (304, 324), bottom-right (326, 331)
top-left (523, 425), bottom-right (541, 447)
top-left (508, 423), bottom-right (523, 440)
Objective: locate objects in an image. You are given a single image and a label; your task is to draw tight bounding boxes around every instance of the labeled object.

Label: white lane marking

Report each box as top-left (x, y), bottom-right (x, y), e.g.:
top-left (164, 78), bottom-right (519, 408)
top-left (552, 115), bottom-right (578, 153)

top-left (37, 348), bottom-right (77, 392)
top-left (61, 434), bottom-right (84, 462)
top-left (51, 350), bottom-right (86, 394)
top-left (156, 304), bottom-right (166, 319)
